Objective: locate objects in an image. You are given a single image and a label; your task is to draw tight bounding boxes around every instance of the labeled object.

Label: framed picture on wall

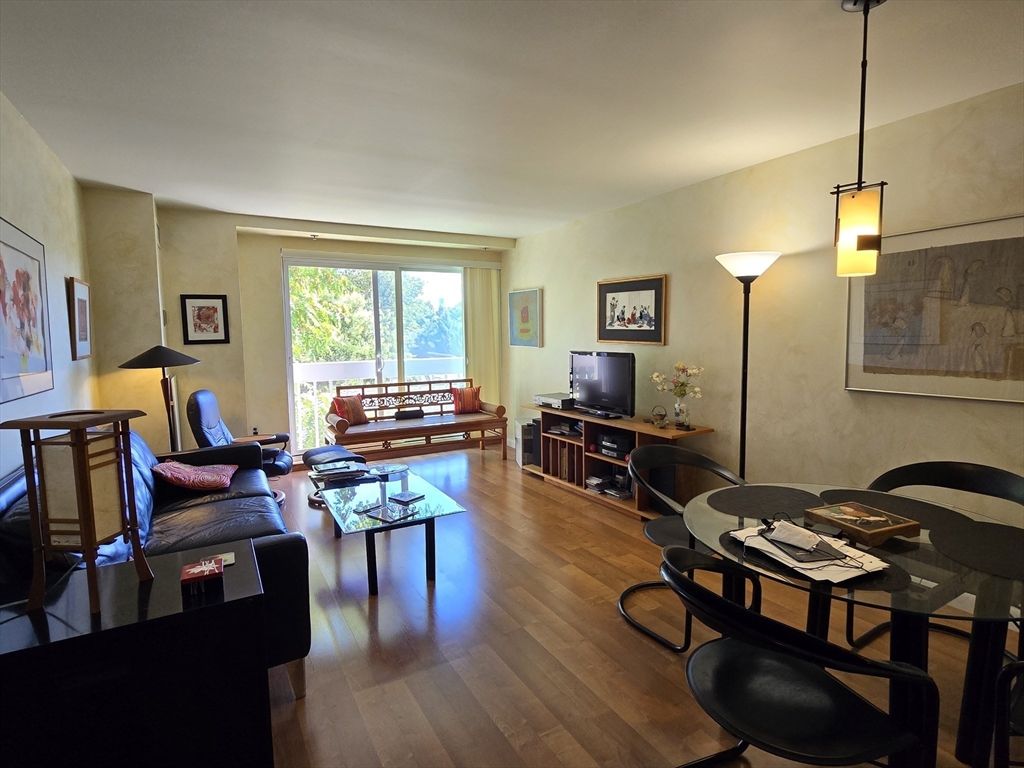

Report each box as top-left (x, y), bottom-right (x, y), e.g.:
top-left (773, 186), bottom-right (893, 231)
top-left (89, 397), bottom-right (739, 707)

top-left (508, 288), bottom-right (542, 347)
top-left (597, 274), bottom-right (666, 345)
top-left (180, 294), bottom-right (230, 344)
top-left (66, 277), bottom-right (92, 360)
top-left (0, 217), bottom-right (53, 403)
top-left (845, 215), bottom-right (1024, 403)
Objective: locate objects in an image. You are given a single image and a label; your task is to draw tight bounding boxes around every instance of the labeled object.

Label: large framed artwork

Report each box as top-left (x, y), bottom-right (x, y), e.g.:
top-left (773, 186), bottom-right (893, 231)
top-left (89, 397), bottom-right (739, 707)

top-left (180, 294), bottom-right (230, 344)
top-left (597, 274), bottom-right (666, 345)
top-left (66, 277), bottom-right (92, 360)
top-left (508, 288), bottom-right (542, 347)
top-left (846, 216), bottom-right (1024, 403)
top-left (0, 218), bottom-right (53, 403)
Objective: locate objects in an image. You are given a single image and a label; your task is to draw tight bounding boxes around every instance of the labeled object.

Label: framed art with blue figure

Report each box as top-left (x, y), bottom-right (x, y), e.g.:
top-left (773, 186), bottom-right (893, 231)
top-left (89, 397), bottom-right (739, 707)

top-left (508, 288), bottom-right (542, 347)
top-left (846, 215), bottom-right (1024, 403)
top-left (0, 217), bottom-right (53, 404)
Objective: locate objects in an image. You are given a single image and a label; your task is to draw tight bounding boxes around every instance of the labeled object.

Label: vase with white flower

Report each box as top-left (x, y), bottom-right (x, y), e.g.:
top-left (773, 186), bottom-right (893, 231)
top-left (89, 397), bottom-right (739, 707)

top-left (651, 363), bottom-right (703, 429)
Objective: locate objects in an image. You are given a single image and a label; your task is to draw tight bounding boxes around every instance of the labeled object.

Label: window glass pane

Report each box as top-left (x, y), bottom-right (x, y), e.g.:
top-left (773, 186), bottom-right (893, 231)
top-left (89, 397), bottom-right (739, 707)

top-left (401, 270), bottom-right (465, 382)
top-left (288, 265), bottom-right (379, 450)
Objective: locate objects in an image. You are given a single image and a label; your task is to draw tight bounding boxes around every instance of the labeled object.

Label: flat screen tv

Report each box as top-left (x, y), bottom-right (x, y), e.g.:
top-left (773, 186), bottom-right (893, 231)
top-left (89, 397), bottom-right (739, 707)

top-left (569, 351), bottom-right (635, 418)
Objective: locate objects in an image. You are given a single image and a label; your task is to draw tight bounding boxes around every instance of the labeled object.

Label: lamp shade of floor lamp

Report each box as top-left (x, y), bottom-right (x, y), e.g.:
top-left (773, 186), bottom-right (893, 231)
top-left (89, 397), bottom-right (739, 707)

top-left (0, 410), bottom-right (154, 613)
top-left (715, 251), bottom-right (781, 479)
top-left (119, 345), bottom-right (200, 452)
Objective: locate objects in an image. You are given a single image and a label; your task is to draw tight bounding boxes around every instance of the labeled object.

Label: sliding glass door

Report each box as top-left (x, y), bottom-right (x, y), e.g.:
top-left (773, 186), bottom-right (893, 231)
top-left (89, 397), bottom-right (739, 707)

top-left (286, 262), bottom-right (464, 450)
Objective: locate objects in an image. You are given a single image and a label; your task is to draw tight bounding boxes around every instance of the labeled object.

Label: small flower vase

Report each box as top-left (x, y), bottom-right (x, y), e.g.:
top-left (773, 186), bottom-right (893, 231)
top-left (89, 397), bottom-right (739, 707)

top-left (675, 397), bottom-right (691, 429)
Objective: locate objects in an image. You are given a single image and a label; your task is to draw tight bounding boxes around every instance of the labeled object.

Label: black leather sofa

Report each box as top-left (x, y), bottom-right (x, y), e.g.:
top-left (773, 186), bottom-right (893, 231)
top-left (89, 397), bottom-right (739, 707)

top-left (0, 432), bottom-right (310, 697)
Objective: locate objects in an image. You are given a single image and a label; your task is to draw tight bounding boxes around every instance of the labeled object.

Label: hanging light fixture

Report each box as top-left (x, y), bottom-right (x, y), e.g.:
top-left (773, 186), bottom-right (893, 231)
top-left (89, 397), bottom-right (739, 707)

top-left (832, 0), bottom-right (888, 277)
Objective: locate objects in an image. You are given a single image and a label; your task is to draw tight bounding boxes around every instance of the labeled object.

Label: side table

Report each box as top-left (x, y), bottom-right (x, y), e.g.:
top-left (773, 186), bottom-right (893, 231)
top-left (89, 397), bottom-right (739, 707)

top-left (0, 539), bottom-right (272, 767)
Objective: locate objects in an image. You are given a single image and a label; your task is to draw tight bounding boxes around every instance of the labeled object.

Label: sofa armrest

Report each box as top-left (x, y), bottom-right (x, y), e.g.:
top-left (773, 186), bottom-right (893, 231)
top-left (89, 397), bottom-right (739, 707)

top-left (480, 401), bottom-right (506, 418)
top-left (252, 533), bottom-right (311, 668)
top-left (155, 443), bottom-right (263, 470)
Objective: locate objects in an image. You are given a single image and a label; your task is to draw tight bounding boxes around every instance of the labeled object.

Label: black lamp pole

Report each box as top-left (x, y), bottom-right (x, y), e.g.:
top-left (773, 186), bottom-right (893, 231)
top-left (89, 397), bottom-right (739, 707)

top-left (716, 251), bottom-right (780, 481)
top-left (736, 275), bottom-right (757, 480)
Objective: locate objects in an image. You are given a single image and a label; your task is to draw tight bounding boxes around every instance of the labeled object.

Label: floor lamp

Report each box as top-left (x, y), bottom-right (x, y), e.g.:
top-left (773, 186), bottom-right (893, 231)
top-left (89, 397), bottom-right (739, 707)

top-left (119, 345), bottom-right (200, 451)
top-left (714, 251), bottom-right (780, 479)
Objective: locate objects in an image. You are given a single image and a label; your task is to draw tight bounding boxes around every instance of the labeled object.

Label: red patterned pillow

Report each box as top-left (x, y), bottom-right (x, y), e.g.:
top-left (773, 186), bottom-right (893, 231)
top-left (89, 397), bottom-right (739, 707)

top-left (452, 385), bottom-right (482, 414)
top-left (152, 461), bottom-right (238, 491)
top-left (331, 395), bottom-right (368, 425)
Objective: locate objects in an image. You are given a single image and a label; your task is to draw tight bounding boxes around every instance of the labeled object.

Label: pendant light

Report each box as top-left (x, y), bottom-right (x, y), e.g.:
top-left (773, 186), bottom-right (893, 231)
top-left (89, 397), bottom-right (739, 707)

top-left (831, 0), bottom-right (887, 277)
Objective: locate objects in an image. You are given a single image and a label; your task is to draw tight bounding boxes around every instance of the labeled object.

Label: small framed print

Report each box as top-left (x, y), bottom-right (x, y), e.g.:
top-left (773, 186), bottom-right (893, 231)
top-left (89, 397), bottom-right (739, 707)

top-left (597, 274), bottom-right (667, 345)
top-left (508, 288), bottom-right (542, 347)
top-left (66, 277), bottom-right (92, 360)
top-left (180, 294), bottom-right (230, 344)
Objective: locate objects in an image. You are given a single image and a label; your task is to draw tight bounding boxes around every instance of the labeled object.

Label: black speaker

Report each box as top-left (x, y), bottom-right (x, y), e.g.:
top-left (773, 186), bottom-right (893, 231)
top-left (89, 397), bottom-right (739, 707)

top-left (531, 419), bottom-right (542, 466)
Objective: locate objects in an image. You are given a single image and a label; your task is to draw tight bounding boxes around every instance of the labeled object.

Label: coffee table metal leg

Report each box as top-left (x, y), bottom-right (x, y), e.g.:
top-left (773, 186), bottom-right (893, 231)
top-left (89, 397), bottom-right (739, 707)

top-left (425, 519), bottom-right (435, 583)
top-left (333, 519), bottom-right (341, 539)
top-left (365, 531), bottom-right (378, 596)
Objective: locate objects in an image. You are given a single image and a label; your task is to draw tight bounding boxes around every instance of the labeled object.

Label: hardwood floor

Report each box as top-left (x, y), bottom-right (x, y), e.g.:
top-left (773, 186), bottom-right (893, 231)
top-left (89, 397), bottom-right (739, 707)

top-left (267, 448), bottom-right (1018, 768)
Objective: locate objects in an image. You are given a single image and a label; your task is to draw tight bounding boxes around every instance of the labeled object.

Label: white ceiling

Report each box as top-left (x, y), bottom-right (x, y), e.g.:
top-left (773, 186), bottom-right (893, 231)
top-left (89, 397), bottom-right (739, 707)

top-left (1, 0), bottom-right (1021, 239)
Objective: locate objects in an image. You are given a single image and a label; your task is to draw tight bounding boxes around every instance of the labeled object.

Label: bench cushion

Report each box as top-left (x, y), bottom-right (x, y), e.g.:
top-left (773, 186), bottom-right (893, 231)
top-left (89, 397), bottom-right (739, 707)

top-left (344, 411), bottom-right (504, 439)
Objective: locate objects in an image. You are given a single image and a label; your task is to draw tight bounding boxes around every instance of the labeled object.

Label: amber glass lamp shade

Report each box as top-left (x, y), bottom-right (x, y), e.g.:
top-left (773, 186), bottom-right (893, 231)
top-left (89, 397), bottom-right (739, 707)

top-left (835, 187), bottom-right (883, 277)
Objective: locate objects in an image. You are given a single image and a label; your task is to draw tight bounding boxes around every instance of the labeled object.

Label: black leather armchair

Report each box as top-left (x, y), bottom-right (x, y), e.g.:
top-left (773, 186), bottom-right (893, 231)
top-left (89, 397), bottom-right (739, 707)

top-left (186, 389), bottom-right (293, 476)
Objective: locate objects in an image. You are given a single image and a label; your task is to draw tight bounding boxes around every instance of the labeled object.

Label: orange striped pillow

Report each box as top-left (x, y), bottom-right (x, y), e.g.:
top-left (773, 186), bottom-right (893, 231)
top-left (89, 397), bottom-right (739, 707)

top-left (331, 395), bottom-right (368, 425)
top-left (451, 386), bottom-right (482, 414)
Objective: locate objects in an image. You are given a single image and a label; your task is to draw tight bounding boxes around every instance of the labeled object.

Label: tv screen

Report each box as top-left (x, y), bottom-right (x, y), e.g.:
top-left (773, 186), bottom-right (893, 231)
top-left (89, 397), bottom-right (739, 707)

top-left (569, 351), bottom-right (635, 418)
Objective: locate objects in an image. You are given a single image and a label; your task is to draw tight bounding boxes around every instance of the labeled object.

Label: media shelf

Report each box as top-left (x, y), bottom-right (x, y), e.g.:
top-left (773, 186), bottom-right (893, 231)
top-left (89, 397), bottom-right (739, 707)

top-left (523, 405), bottom-right (714, 520)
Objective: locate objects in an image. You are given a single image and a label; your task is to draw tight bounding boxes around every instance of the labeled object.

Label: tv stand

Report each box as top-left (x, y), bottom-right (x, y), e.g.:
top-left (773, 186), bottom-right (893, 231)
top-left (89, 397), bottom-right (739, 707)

top-left (522, 405), bottom-right (713, 520)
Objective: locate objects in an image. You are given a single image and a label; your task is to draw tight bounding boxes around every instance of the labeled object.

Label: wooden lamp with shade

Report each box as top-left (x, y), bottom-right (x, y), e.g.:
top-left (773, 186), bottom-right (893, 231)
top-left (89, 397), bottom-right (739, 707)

top-left (0, 409), bottom-right (154, 614)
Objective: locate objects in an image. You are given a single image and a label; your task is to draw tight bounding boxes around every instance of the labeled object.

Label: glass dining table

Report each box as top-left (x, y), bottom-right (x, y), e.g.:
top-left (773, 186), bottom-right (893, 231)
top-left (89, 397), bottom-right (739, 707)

top-left (684, 482), bottom-right (1023, 768)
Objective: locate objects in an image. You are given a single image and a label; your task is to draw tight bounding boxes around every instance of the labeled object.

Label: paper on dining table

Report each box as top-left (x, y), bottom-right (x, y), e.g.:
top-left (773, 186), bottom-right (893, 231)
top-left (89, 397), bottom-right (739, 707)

top-left (730, 526), bottom-right (888, 583)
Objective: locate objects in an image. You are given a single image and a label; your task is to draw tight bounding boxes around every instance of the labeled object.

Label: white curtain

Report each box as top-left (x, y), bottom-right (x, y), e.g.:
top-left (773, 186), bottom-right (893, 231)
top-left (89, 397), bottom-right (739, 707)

top-left (464, 267), bottom-right (501, 404)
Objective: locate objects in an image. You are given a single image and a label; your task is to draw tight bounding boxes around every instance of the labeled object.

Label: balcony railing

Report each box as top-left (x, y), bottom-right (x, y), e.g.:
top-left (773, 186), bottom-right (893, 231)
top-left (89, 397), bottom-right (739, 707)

top-left (291, 357), bottom-right (464, 451)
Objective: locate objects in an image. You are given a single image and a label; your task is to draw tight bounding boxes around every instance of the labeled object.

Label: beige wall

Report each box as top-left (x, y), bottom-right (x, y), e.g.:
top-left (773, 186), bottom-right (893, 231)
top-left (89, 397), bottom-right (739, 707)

top-left (503, 84), bottom-right (1024, 525)
top-left (0, 93), bottom-right (94, 476)
top-left (82, 187), bottom-right (168, 450)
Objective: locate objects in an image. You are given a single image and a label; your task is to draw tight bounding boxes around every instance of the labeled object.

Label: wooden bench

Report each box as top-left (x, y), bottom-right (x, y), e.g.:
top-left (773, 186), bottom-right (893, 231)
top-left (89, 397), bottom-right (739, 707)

top-left (324, 379), bottom-right (507, 461)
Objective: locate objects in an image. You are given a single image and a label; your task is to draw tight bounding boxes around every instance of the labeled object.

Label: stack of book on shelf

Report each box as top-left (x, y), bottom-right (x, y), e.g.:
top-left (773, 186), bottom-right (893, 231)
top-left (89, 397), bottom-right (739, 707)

top-left (604, 486), bottom-right (632, 501)
top-left (308, 460), bottom-right (368, 484)
top-left (585, 475), bottom-right (610, 495)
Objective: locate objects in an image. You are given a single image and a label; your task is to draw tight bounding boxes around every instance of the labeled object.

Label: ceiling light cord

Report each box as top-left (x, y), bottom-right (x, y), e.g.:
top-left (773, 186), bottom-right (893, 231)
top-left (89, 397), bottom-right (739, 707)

top-left (856, 2), bottom-right (870, 190)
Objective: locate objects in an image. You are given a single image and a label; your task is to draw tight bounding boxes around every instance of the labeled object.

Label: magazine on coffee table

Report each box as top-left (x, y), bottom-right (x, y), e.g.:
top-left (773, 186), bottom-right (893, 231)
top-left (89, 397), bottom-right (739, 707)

top-left (366, 503), bottom-right (417, 523)
top-left (309, 460), bottom-right (368, 483)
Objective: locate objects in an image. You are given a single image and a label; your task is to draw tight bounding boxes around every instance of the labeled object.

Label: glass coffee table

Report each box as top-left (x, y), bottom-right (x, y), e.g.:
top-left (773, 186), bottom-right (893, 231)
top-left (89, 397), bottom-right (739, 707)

top-left (319, 471), bottom-right (466, 595)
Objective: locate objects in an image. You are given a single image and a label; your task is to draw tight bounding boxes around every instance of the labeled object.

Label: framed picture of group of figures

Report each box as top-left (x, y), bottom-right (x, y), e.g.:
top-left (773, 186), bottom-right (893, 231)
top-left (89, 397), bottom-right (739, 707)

top-left (846, 216), bottom-right (1024, 403)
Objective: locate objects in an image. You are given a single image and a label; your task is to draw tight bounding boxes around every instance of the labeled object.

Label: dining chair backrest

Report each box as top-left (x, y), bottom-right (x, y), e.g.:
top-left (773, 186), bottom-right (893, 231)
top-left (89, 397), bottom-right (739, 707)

top-left (627, 445), bottom-right (744, 515)
top-left (868, 462), bottom-right (1024, 505)
top-left (660, 544), bottom-right (936, 685)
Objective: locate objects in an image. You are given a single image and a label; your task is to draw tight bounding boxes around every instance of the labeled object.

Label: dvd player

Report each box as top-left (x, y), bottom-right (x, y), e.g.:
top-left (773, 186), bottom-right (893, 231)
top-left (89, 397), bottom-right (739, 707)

top-left (533, 392), bottom-right (575, 409)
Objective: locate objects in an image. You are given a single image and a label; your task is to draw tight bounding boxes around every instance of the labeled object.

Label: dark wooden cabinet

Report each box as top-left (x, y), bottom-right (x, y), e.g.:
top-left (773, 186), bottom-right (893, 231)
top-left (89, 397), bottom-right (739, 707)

top-left (0, 540), bottom-right (272, 767)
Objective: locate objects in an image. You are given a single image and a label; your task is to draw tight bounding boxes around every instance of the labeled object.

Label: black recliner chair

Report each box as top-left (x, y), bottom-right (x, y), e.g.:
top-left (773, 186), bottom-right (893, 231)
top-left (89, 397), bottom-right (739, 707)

top-left (186, 389), bottom-right (293, 476)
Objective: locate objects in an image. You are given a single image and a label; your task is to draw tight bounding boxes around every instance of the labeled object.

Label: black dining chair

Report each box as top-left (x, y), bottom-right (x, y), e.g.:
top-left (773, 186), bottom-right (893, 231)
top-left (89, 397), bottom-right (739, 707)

top-left (661, 544), bottom-right (940, 768)
top-left (995, 661), bottom-right (1024, 768)
top-left (618, 445), bottom-right (744, 653)
top-left (845, 461), bottom-right (1024, 650)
